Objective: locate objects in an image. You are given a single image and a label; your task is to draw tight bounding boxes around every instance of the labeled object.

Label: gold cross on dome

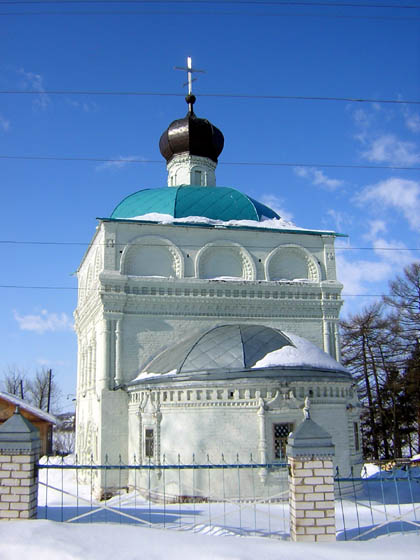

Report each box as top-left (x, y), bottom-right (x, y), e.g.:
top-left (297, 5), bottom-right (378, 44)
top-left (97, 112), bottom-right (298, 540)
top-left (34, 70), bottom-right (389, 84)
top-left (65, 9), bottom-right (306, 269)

top-left (174, 56), bottom-right (205, 95)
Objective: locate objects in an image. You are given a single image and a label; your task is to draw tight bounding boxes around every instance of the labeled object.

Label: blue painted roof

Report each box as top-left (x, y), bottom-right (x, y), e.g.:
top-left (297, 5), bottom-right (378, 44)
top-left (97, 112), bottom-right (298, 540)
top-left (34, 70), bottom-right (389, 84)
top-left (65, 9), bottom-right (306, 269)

top-left (110, 186), bottom-right (280, 222)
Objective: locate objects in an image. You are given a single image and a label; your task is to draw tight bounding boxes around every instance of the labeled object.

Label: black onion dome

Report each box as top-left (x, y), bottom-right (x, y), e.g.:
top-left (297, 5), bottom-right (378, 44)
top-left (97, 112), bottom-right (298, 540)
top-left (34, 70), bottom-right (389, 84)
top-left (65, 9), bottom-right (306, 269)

top-left (159, 96), bottom-right (224, 163)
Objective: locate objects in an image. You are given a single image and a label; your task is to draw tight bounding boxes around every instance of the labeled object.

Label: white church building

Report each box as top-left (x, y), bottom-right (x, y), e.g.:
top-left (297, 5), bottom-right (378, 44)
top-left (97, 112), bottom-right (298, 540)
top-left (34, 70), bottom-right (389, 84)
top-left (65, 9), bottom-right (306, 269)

top-left (74, 88), bottom-right (362, 497)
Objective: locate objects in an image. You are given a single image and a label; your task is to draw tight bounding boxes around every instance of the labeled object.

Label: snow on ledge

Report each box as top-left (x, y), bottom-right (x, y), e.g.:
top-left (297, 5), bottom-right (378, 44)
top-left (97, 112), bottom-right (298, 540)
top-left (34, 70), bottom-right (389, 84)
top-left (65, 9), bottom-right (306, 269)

top-left (125, 213), bottom-right (332, 233)
top-left (252, 332), bottom-right (347, 372)
top-left (134, 369), bottom-right (177, 381)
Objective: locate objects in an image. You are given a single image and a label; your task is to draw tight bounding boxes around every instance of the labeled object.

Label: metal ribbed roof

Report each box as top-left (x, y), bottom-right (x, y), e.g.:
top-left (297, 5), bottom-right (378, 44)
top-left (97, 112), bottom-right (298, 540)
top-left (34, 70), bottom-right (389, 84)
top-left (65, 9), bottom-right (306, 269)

top-left (141, 325), bottom-right (293, 375)
top-left (110, 187), bottom-right (280, 222)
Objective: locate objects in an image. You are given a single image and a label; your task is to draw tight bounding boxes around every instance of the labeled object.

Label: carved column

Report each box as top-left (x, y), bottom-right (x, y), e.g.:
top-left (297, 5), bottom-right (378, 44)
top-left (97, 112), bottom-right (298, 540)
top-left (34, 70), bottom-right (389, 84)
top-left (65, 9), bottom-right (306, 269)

top-left (97, 318), bottom-right (110, 391)
top-left (257, 399), bottom-right (267, 464)
top-left (257, 398), bottom-right (268, 483)
top-left (87, 344), bottom-right (93, 388)
top-left (322, 319), bottom-right (330, 355)
top-left (334, 322), bottom-right (341, 362)
top-left (114, 318), bottom-right (123, 387)
top-left (81, 345), bottom-right (87, 391)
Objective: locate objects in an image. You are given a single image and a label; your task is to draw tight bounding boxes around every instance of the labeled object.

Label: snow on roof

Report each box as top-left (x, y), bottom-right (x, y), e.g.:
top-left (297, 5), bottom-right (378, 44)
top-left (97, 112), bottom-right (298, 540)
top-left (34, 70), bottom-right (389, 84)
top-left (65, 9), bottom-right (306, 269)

top-left (125, 212), bottom-right (335, 234)
top-left (252, 332), bottom-right (347, 372)
top-left (0, 392), bottom-right (58, 424)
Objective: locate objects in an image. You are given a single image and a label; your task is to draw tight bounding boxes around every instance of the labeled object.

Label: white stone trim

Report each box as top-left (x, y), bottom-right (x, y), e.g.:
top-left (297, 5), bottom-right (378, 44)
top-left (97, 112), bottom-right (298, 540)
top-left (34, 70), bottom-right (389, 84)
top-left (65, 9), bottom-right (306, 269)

top-left (120, 235), bottom-right (184, 278)
top-left (265, 244), bottom-right (321, 282)
top-left (195, 240), bottom-right (256, 280)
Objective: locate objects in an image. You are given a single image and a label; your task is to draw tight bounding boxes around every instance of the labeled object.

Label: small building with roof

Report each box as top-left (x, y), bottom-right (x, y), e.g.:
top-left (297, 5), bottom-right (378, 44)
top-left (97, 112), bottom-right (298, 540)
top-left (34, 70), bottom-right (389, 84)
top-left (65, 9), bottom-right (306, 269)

top-left (0, 392), bottom-right (57, 455)
top-left (74, 85), bottom-right (362, 495)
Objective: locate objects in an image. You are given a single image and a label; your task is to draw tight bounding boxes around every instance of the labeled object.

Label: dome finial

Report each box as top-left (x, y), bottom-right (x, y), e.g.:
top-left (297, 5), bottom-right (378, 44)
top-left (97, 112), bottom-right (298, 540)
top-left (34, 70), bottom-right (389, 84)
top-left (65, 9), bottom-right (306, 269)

top-left (185, 93), bottom-right (196, 114)
top-left (175, 56), bottom-right (205, 113)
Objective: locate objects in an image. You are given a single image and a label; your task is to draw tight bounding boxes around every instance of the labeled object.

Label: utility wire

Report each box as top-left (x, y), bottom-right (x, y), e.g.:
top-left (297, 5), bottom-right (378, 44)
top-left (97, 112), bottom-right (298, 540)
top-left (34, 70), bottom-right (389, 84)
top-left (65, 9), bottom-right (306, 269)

top-left (1, 155), bottom-right (419, 171)
top-left (1, 90), bottom-right (419, 105)
top-left (1, 1), bottom-right (420, 8)
top-left (2, 8), bottom-right (419, 18)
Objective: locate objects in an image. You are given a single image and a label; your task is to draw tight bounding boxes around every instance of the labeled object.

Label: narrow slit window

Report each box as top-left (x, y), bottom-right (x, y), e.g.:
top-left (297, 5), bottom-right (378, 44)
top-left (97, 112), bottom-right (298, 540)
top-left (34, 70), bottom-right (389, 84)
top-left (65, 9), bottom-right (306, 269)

top-left (353, 422), bottom-right (360, 452)
top-left (273, 423), bottom-right (293, 460)
top-left (145, 428), bottom-right (154, 458)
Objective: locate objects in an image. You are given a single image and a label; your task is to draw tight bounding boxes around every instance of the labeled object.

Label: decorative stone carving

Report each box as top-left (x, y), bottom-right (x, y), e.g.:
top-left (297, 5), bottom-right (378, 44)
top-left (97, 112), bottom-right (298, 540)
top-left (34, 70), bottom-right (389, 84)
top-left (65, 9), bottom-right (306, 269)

top-left (94, 247), bottom-right (103, 279)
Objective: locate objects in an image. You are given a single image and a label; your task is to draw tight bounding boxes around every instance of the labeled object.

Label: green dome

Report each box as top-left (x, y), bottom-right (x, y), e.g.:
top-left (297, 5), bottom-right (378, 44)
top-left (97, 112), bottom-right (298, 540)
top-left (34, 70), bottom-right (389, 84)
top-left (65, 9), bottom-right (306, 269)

top-left (110, 186), bottom-right (280, 222)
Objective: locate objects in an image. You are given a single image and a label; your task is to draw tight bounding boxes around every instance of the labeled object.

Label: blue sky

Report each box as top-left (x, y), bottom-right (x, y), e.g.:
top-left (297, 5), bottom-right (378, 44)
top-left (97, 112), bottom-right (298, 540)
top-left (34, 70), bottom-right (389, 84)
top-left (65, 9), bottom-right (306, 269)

top-left (1, 2), bottom-right (419, 407)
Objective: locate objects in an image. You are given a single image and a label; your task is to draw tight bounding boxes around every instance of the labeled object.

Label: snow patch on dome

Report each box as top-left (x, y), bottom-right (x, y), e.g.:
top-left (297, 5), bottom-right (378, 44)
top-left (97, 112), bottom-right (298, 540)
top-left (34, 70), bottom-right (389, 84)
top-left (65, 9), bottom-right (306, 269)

top-left (252, 332), bottom-right (346, 371)
top-left (135, 369), bottom-right (177, 380)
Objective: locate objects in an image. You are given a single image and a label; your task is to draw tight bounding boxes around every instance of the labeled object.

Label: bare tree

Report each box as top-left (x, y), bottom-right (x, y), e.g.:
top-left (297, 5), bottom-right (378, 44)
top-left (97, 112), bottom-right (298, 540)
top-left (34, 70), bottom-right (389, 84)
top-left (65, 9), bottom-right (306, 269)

top-left (2, 366), bottom-right (29, 399)
top-left (384, 262), bottom-right (420, 346)
top-left (27, 369), bottom-right (62, 413)
top-left (341, 303), bottom-right (405, 459)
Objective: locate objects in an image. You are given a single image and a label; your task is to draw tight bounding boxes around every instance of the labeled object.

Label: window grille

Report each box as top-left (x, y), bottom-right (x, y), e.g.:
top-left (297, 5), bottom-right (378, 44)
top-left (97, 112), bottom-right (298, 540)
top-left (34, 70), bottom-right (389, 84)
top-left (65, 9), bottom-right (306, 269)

top-left (273, 423), bottom-right (293, 459)
top-left (145, 429), bottom-right (154, 459)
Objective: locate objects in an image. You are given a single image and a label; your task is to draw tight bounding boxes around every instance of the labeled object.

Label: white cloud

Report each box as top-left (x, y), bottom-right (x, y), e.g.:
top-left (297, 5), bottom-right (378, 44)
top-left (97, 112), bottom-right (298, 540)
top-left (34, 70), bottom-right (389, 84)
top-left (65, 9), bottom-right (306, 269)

top-left (95, 155), bottom-right (142, 171)
top-left (361, 134), bottom-right (420, 165)
top-left (0, 114), bottom-right (10, 131)
top-left (371, 237), bottom-right (415, 268)
top-left (13, 309), bottom-right (74, 334)
top-left (325, 209), bottom-right (351, 232)
top-left (400, 103), bottom-right (420, 133)
top-left (294, 167), bottom-right (343, 190)
top-left (17, 68), bottom-right (50, 109)
top-left (66, 98), bottom-right (98, 113)
top-left (37, 358), bottom-right (68, 367)
top-left (259, 194), bottom-right (294, 222)
top-left (405, 112), bottom-right (420, 133)
top-left (362, 219), bottom-right (414, 267)
top-left (364, 219), bottom-right (387, 239)
top-left (357, 177), bottom-right (420, 231)
top-left (337, 254), bottom-right (391, 296)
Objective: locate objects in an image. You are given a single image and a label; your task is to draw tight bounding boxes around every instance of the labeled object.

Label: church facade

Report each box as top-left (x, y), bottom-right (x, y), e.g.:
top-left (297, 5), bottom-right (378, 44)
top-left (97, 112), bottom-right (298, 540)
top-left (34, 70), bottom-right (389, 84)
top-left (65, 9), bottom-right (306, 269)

top-left (74, 92), bottom-right (362, 497)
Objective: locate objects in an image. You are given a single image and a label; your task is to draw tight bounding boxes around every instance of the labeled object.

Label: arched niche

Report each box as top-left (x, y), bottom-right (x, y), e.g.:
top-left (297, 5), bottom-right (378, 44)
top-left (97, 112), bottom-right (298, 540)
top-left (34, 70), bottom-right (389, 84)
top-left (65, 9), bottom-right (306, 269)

top-left (265, 245), bottom-right (320, 282)
top-left (195, 241), bottom-right (256, 280)
top-left (121, 236), bottom-right (184, 278)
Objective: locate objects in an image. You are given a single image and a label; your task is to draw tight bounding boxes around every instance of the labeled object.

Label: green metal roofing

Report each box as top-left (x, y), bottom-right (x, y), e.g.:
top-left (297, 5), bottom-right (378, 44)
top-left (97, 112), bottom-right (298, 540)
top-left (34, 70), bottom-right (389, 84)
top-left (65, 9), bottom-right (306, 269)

top-left (110, 186), bottom-right (280, 222)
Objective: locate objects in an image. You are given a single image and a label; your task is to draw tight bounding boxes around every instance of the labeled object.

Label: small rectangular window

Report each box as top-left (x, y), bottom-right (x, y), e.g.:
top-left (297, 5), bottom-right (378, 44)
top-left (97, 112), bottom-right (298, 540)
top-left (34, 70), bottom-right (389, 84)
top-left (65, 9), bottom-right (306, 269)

top-left (194, 170), bottom-right (204, 185)
top-left (145, 428), bottom-right (154, 458)
top-left (273, 423), bottom-right (293, 459)
top-left (353, 422), bottom-right (360, 452)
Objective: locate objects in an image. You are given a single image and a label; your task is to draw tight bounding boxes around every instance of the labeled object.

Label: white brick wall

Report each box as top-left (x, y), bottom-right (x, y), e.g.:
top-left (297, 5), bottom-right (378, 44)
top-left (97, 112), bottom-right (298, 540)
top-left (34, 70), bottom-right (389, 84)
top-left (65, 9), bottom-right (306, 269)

top-left (289, 457), bottom-right (336, 542)
top-left (0, 451), bottom-right (38, 520)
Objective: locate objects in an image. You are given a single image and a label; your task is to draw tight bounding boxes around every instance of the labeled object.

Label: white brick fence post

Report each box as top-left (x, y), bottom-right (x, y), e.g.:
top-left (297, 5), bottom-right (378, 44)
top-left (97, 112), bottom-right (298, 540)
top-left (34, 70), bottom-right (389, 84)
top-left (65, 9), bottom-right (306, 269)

top-left (0, 407), bottom-right (41, 520)
top-left (286, 400), bottom-right (336, 542)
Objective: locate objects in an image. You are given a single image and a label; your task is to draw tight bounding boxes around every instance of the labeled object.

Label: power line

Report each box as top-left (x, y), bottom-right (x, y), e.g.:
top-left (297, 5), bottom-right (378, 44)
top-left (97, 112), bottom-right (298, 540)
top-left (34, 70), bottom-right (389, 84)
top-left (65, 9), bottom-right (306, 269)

top-left (1, 155), bottom-right (419, 171)
top-left (1, 90), bottom-right (419, 105)
top-left (1, 240), bottom-right (419, 251)
top-left (2, 9), bottom-right (419, 18)
top-left (1, 1), bottom-right (419, 8)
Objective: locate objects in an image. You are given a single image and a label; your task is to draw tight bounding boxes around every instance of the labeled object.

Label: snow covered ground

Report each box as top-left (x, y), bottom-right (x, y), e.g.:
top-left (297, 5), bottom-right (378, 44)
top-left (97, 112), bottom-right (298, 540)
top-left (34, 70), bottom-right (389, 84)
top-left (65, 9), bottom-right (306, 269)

top-left (1, 520), bottom-right (420, 560)
top-left (0, 459), bottom-right (419, 560)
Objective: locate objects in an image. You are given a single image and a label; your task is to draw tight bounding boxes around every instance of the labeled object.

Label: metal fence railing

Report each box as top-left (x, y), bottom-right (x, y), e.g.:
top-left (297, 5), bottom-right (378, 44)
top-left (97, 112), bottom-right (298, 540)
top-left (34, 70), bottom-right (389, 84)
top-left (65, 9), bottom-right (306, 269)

top-left (38, 456), bottom-right (420, 541)
top-left (335, 465), bottom-right (420, 541)
top-left (37, 455), bottom-right (290, 539)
